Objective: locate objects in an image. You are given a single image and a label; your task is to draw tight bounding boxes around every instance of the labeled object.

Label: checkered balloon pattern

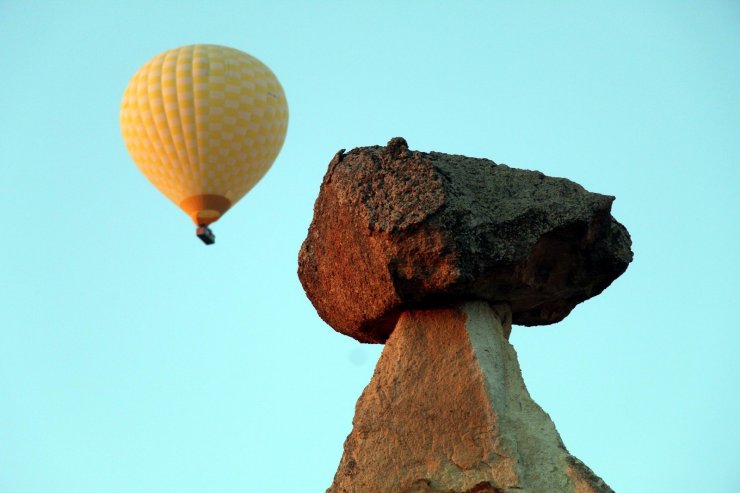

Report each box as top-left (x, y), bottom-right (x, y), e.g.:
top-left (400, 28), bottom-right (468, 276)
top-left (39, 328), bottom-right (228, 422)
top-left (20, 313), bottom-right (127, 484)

top-left (120, 44), bottom-right (288, 224)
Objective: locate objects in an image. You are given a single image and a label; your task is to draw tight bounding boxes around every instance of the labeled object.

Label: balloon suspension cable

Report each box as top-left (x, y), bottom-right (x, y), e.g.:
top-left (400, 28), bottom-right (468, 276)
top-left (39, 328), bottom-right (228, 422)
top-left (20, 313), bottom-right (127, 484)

top-left (196, 225), bottom-right (215, 245)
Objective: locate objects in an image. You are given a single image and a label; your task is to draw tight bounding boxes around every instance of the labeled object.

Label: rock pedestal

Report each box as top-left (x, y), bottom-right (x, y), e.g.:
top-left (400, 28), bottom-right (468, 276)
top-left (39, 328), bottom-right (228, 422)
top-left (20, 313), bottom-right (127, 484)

top-left (328, 302), bottom-right (613, 493)
top-left (298, 139), bottom-right (631, 492)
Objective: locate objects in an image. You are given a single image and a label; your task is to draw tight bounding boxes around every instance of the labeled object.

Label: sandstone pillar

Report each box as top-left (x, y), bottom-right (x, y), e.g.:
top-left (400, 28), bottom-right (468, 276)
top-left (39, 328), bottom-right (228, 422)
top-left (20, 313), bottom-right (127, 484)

top-left (328, 302), bottom-right (612, 493)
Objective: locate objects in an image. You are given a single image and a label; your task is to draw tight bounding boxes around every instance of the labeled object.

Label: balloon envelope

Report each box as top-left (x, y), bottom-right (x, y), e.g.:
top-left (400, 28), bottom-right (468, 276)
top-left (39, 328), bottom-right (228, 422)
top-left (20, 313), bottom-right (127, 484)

top-left (120, 44), bottom-right (288, 226)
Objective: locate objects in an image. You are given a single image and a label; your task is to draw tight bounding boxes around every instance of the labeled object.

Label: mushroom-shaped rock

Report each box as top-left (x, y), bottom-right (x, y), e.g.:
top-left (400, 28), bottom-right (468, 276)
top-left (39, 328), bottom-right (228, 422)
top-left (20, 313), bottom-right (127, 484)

top-left (298, 138), bottom-right (632, 343)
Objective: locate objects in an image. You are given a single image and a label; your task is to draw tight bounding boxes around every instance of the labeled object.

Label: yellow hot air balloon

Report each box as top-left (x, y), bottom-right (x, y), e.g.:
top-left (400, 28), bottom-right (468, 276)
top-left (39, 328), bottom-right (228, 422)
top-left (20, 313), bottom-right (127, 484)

top-left (120, 44), bottom-right (288, 244)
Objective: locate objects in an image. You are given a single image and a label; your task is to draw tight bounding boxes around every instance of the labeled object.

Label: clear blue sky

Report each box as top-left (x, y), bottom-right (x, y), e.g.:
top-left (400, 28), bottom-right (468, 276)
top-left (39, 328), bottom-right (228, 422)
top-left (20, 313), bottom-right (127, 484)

top-left (1, 1), bottom-right (738, 491)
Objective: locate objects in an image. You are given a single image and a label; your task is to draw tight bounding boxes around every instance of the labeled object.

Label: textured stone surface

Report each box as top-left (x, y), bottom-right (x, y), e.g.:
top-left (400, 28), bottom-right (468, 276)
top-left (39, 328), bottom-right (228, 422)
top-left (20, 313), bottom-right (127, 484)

top-left (298, 138), bottom-right (632, 343)
top-left (327, 302), bottom-right (613, 493)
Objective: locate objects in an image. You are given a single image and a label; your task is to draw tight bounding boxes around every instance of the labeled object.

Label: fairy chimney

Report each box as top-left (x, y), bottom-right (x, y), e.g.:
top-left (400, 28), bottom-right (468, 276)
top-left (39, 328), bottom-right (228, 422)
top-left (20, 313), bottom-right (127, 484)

top-left (298, 138), bottom-right (631, 492)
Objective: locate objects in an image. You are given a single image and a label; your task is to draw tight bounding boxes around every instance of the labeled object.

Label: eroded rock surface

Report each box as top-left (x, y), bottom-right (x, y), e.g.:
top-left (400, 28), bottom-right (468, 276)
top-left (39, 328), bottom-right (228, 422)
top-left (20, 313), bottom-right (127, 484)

top-left (298, 138), bottom-right (632, 343)
top-left (327, 302), bottom-right (613, 493)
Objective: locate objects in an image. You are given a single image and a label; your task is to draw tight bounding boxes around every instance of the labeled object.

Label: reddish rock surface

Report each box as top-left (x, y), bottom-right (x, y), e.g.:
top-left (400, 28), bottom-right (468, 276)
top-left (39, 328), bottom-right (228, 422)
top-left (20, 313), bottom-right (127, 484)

top-left (299, 138), bottom-right (632, 343)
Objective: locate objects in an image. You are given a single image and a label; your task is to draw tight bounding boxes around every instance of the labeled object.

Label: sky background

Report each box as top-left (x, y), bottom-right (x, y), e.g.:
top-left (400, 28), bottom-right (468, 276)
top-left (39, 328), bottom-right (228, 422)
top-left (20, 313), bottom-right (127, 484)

top-left (1, 1), bottom-right (738, 491)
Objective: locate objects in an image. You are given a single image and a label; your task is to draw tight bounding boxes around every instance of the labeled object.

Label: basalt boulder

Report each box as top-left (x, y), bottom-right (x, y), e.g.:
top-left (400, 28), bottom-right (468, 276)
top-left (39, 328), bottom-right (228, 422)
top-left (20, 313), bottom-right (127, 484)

top-left (298, 138), bottom-right (632, 343)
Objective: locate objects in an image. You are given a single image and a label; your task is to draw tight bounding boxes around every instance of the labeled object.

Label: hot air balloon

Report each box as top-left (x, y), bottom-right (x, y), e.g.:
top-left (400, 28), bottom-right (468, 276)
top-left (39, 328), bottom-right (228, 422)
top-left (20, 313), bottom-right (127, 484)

top-left (120, 44), bottom-right (288, 244)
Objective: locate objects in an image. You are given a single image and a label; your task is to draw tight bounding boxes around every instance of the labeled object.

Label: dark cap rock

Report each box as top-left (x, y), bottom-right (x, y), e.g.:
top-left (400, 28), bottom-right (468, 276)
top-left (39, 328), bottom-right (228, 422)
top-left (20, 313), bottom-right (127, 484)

top-left (298, 138), bottom-right (633, 343)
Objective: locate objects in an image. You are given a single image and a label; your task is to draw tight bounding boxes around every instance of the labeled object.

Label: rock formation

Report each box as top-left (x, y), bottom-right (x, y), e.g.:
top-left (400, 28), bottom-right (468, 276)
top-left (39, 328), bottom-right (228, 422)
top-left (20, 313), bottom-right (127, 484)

top-left (328, 302), bottom-right (612, 493)
top-left (298, 138), bottom-right (632, 492)
top-left (298, 138), bottom-right (632, 343)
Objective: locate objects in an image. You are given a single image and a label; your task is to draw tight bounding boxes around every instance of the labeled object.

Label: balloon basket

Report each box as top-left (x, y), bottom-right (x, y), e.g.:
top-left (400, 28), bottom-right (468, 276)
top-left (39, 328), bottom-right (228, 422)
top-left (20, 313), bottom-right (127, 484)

top-left (196, 226), bottom-right (215, 245)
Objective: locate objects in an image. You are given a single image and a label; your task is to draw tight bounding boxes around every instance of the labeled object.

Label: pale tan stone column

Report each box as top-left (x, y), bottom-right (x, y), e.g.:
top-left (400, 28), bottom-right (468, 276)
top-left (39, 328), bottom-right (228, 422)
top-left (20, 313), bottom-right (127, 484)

top-left (328, 302), bottom-right (612, 493)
